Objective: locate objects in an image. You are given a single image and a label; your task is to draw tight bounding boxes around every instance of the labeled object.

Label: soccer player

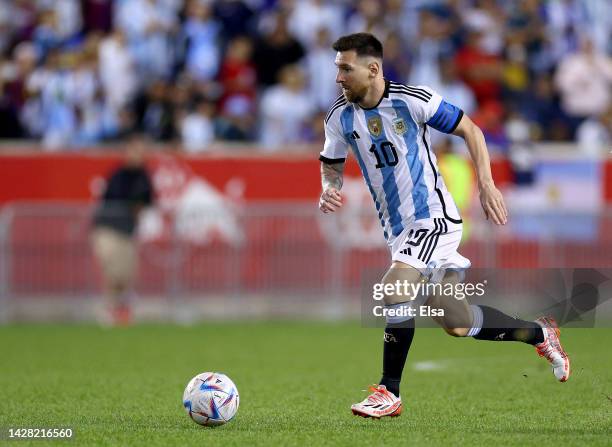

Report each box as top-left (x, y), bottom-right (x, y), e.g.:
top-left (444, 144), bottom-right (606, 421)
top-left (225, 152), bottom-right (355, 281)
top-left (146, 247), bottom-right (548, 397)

top-left (318, 33), bottom-right (570, 419)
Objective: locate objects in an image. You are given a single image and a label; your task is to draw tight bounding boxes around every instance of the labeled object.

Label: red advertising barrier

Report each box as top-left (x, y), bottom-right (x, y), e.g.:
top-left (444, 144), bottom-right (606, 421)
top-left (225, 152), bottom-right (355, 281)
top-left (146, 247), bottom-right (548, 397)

top-left (1, 150), bottom-right (611, 298)
top-left (0, 150), bottom-right (515, 204)
top-left (604, 159), bottom-right (612, 204)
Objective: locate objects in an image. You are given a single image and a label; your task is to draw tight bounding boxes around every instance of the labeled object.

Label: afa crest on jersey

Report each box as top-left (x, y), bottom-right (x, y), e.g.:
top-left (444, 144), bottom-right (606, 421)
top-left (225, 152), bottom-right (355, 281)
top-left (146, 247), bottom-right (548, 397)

top-left (393, 118), bottom-right (407, 136)
top-left (367, 116), bottom-right (382, 137)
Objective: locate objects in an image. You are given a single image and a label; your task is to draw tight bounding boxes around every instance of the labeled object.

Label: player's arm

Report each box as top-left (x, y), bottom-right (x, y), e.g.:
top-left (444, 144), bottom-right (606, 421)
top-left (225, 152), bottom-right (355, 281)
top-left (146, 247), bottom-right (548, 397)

top-left (319, 160), bottom-right (345, 213)
top-left (452, 114), bottom-right (508, 225)
top-left (319, 104), bottom-right (349, 214)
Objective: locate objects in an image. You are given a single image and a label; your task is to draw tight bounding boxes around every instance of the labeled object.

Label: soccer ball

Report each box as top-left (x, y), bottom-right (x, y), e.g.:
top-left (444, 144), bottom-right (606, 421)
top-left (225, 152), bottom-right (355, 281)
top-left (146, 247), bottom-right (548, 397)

top-left (182, 372), bottom-right (240, 427)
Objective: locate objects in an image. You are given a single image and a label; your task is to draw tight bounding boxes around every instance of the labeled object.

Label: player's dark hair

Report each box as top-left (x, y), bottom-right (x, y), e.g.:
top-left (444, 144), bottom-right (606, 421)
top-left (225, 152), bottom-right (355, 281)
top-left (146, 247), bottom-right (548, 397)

top-left (332, 33), bottom-right (383, 59)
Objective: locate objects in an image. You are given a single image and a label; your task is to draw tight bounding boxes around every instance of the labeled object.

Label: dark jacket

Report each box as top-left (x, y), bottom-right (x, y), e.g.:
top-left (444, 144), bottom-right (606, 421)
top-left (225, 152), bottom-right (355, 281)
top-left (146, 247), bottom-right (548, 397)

top-left (93, 166), bottom-right (154, 235)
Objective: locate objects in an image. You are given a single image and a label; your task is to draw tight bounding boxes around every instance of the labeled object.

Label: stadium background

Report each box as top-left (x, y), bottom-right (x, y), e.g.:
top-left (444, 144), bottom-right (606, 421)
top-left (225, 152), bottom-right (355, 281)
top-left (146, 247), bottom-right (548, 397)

top-left (0, 0), bottom-right (610, 322)
top-left (0, 1), bottom-right (611, 445)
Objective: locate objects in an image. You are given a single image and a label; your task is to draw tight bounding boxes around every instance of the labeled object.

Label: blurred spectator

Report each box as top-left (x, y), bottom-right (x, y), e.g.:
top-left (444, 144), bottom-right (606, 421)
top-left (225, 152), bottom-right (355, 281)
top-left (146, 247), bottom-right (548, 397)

top-left (382, 34), bottom-right (411, 83)
top-left (384, 0), bottom-right (414, 42)
top-left (0, 68), bottom-right (22, 138)
top-left (430, 57), bottom-right (477, 149)
top-left (505, 112), bottom-right (536, 184)
top-left (0, 4), bottom-right (12, 57)
top-left (37, 51), bottom-right (82, 150)
top-left (114, 0), bottom-right (179, 82)
top-left (503, 43), bottom-right (529, 90)
top-left (0, 0), bottom-right (609, 148)
top-left (180, 99), bottom-right (216, 152)
top-left (218, 36), bottom-right (257, 115)
top-left (72, 38), bottom-right (105, 146)
top-left (213, 0), bottom-right (255, 40)
top-left (0, 42), bottom-right (38, 138)
top-left (168, 80), bottom-right (195, 117)
top-left (253, 11), bottom-right (304, 86)
top-left (436, 137), bottom-right (475, 216)
top-left (9, 0), bottom-right (39, 45)
top-left (408, 8), bottom-right (454, 86)
top-left (216, 95), bottom-right (255, 141)
top-left (436, 135), bottom-right (476, 241)
top-left (91, 132), bottom-right (154, 326)
top-left (40, 0), bottom-right (83, 43)
top-left (304, 28), bottom-right (338, 111)
top-left (580, 0), bottom-right (612, 55)
top-left (21, 48), bottom-right (56, 139)
top-left (433, 58), bottom-right (477, 115)
top-left (554, 37), bottom-right (612, 122)
top-left (545, 0), bottom-right (590, 63)
top-left (501, 43), bottom-right (530, 112)
top-left (98, 30), bottom-right (138, 116)
top-left (181, 0), bottom-right (222, 83)
top-left (521, 74), bottom-right (570, 141)
top-left (32, 8), bottom-right (64, 59)
top-left (82, 0), bottom-right (113, 33)
top-left (134, 80), bottom-right (175, 141)
top-left (576, 104), bottom-right (612, 156)
top-left (454, 27), bottom-right (503, 107)
top-left (103, 107), bottom-right (138, 142)
top-left (346, 0), bottom-right (387, 41)
top-left (288, 0), bottom-right (344, 48)
top-left (461, 0), bottom-right (505, 56)
top-left (304, 110), bottom-right (326, 143)
top-left (505, 0), bottom-right (549, 73)
top-left (259, 64), bottom-right (314, 149)
top-left (471, 101), bottom-right (508, 152)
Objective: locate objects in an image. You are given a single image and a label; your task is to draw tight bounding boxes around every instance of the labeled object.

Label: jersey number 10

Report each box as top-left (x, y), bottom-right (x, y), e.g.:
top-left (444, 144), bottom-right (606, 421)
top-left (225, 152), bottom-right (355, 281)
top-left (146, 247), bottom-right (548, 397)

top-left (369, 141), bottom-right (399, 169)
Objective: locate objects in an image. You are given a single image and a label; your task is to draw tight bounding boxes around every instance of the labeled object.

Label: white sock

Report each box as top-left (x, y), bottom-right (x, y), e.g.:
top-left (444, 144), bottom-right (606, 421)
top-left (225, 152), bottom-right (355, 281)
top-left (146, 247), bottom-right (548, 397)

top-left (467, 304), bottom-right (483, 337)
top-left (385, 302), bottom-right (416, 325)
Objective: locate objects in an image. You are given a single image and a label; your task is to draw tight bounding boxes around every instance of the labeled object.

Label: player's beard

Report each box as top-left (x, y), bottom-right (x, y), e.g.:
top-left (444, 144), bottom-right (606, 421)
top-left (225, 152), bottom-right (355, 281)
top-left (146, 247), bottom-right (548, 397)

top-left (342, 84), bottom-right (368, 104)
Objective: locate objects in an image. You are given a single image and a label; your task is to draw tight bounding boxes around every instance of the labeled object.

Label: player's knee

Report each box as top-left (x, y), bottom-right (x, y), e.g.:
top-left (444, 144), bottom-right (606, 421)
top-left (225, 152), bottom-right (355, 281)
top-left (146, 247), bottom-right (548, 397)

top-left (444, 326), bottom-right (470, 337)
top-left (380, 264), bottom-right (423, 306)
top-left (382, 293), bottom-right (403, 306)
top-left (381, 286), bottom-right (415, 306)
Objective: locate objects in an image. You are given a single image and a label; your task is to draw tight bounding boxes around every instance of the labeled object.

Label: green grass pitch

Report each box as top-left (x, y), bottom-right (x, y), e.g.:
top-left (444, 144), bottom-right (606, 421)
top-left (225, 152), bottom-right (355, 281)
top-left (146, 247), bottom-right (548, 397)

top-left (1, 322), bottom-right (610, 446)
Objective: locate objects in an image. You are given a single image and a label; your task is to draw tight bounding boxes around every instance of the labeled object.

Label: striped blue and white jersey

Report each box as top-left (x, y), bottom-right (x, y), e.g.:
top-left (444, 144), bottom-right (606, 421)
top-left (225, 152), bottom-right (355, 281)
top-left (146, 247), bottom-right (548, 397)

top-left (320, 80), bottom-right (464, 246)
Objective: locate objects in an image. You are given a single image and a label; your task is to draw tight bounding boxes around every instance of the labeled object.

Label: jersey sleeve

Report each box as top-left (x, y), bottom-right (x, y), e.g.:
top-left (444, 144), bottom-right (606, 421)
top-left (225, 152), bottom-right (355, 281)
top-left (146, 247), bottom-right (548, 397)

top-left (409, 85), bottom-right (464, 134)
top-left (319, 112), bottom-right (348, 164)
top-left (425, 90), bottom-right (464, 134)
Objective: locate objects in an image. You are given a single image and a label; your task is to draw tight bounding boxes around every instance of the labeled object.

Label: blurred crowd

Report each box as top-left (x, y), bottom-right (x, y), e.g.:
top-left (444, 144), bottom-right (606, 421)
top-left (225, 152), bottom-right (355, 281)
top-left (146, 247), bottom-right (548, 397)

top-left (0, 0), bottom-right (610, 153)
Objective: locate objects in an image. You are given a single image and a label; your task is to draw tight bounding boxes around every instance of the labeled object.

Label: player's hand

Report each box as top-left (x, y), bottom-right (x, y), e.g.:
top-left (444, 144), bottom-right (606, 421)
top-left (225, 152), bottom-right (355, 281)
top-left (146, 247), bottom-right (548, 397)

top-left (319, 188), bottom-right (343, 213)
top-left (479, 182), bottom-right (508, 225)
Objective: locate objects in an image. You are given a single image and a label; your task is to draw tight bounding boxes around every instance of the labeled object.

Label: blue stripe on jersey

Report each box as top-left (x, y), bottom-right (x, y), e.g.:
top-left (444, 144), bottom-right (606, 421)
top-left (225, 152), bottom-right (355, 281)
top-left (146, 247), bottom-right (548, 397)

top-left (427, 100), bottom-right (462, 134)
top-left (363, 108), bottom-right (404, 237)
top-left (340, 107), bottom-right (388, 240)
top-left (392, 99), bottom-right (430, 220)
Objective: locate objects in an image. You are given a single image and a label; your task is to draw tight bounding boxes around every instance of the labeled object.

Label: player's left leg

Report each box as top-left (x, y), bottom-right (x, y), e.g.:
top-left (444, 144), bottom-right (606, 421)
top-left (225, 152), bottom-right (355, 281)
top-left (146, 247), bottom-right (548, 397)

top-left (426, 271), bottom-right (570, 382)
top-left (427, 271), bottom-right (543, 342)
top-left (454, 302), bottom-right (569, 381)
top-left (399, 218), bottom-right (570, 382)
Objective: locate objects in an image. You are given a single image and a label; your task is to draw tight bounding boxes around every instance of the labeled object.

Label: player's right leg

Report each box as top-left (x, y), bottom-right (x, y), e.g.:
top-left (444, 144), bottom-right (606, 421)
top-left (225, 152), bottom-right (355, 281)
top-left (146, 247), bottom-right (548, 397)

top-left (351, 261), bottom-right (421, 419)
